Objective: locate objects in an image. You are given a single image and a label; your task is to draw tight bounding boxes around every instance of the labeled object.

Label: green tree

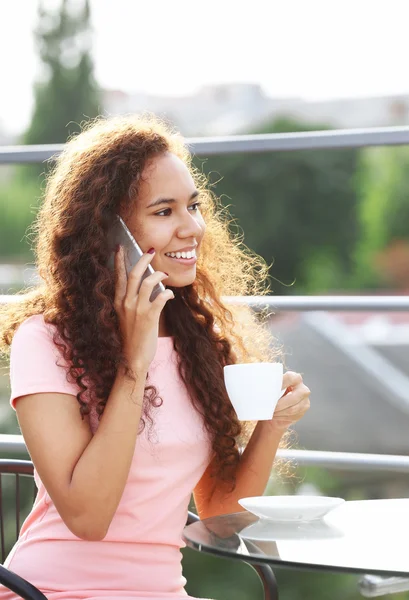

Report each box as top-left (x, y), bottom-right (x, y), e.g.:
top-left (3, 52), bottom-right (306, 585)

top-left (0, 178), bottom-right (39, 263)
top-left (22, 0), bottom-right (100, 183)
top-left (353, 146), bottom-right (409, 290)
top-left (195, 118), bottom-right (360, 294)
top-left (24, 0), bottom-right (99, 145)
top-left (1, 0), bottom-right (101, 264)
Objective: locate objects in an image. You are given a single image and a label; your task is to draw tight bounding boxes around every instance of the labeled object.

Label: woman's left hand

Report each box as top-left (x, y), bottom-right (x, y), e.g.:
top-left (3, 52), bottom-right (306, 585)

top-left (270, 371), bottom-right (311, 431)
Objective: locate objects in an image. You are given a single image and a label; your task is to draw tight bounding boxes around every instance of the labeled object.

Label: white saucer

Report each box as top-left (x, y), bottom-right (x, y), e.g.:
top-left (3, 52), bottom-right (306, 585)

top-left (238, 495), bottom-right (345, 522)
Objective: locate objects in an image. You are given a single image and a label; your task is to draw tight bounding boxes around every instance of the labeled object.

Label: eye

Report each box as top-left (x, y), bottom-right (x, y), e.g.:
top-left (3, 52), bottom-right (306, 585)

top-left (155, 208), bottom-right (172, 217)
top-left (154, 202), bottom-right (201, 217)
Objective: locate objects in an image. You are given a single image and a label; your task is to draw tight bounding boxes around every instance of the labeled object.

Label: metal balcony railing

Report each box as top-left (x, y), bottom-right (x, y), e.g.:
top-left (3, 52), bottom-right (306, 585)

top-left (2, 126), bottom-right (409, 163)
top-left (2, 294), bottom-right (409, 310)
top-left (2, 126), bottom-right (409, 596)
top-left (2, 433), bottom-right (409, 473)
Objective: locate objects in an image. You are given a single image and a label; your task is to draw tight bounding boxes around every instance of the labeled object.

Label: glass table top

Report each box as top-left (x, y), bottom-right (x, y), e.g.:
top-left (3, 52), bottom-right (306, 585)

top-left (183, 499), bottom-right (409, 576)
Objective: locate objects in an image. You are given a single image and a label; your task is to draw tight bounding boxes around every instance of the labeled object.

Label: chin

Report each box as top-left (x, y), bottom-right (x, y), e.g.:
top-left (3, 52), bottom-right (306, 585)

top-left (168, 273), bottom-right (196, 288)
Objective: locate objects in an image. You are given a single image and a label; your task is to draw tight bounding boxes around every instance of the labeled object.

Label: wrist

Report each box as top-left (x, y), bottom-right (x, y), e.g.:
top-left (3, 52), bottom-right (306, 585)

top-left (130, 361), bottom-right (150, 378)
top-left (116, 362), bottom-right (148, 383)
top-left (258, 418), bottom-right (291, 436)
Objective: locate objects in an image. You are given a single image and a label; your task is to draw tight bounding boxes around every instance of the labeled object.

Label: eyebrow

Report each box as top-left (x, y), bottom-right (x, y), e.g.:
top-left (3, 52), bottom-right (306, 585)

top-left (146, 190), bottom-right (200, 209)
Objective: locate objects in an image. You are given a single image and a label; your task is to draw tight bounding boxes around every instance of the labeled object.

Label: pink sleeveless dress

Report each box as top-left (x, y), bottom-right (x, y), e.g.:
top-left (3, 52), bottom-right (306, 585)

top-left (0, 315), bottom-right (213, 600)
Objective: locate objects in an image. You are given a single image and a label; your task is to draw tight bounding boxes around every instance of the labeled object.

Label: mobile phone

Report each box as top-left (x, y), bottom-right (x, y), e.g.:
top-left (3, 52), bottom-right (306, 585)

top-left (108, 215), bottom-right (166, 302)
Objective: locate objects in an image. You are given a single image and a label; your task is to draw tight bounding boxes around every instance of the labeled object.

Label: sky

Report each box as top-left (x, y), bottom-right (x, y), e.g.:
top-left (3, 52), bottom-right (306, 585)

top-left (2, 0), bottom-right (409, 136)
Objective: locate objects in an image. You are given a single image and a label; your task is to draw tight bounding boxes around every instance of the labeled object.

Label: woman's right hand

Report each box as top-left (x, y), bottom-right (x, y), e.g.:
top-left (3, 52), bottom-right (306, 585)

top-left (114, 246), bottom-right (174, 373)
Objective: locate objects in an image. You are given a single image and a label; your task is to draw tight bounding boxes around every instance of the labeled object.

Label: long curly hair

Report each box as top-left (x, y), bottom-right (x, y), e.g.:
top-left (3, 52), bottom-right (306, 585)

top-left (0, 114), bottom-right (283, 489)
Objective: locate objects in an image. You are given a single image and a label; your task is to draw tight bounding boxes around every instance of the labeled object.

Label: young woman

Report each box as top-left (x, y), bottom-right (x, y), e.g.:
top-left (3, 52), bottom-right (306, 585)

top-left (0, 114), bottom-right (310, 600)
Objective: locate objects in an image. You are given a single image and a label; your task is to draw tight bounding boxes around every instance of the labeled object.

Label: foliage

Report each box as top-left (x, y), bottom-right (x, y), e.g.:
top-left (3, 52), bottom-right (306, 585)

top-left (352, 146), bottom-right (409, 290)
top-left (0, 174), bottom-right (38, 262)
top-left (23, 0), bottom-right (100, 146)
top-left (21, 0), bottom-right (100, 182)
top-left (1, 0), bottom-right (101, 265)
top-left (183, 549), bottom-right (264, 599)
top-left (195, 118), bottom-right (360, 294)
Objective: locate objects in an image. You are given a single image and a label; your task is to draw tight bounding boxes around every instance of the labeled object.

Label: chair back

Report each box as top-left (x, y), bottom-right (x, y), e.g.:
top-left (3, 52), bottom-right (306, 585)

top-left (0, 459), bottom-right (198, 562)
top-left (0, 460), bottom-right (35, 563)
top-left (0, 460), bottom-right (277, 600)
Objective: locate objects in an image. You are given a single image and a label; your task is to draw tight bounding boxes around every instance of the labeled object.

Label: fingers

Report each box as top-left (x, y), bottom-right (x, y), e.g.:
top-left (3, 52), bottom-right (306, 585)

top-left (150, 288), bottom-right (175, 312)
top-left (274, 388), bottom-right (310, 414)
top-left (273, 395), bottom-right (310, 429)
top-left (282, 371), bottom-right (303, 390)
top-left (137, 271), bottom-right (171, 307)
top-left (274, 371), bottom-right (311, 419)
top-left (126, 250), bottom-right (157, 300)
top-left (114, 246), bottom-right (171, 311)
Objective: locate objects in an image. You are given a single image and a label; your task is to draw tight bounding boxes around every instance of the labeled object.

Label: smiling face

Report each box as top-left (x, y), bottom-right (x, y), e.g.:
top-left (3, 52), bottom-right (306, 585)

top-left (124, 152), bottom-right (206, 288)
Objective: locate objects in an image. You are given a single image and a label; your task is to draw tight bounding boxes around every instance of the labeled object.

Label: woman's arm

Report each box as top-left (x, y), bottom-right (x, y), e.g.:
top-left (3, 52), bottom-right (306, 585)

top-left (17, 364), bottom-right (147, 542)
top-left (194, 371), bottom-right (310, 519)
top-left (16, 247), bottom-right (174, 541)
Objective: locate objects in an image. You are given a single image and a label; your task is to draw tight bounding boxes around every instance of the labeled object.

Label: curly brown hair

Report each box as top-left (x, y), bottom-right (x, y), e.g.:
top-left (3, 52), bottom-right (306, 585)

top-left (0, 114), bottom-right (283, 489)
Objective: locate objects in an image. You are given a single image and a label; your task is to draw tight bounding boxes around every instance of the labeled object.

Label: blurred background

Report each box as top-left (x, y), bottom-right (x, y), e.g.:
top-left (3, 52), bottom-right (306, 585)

top-left (2, 0), bottom-right (409, 598)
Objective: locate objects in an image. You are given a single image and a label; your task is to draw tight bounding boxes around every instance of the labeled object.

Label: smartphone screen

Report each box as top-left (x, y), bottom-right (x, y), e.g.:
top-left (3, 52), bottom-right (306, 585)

top-left (108, 215), bottom-right (165, 302)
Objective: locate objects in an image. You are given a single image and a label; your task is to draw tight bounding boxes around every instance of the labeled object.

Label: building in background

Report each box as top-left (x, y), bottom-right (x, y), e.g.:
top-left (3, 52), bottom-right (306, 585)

top-left (271, 307), bottom-right (409, 496)
top-left (103, 83), bottom-right (277, 136)
top-left (103, 84), bottom-right (409, 135)
top-left (272, 308), bottom-right (409, 457)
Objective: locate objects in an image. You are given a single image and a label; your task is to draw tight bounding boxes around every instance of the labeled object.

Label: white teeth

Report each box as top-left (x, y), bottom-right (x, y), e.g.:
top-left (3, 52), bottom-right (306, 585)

top-left (165, 249), bottom-right (196, 259)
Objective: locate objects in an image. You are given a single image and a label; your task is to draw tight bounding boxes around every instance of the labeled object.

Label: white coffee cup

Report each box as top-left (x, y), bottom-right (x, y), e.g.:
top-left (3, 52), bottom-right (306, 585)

top-left (223, 362), bottom-right (284, 421)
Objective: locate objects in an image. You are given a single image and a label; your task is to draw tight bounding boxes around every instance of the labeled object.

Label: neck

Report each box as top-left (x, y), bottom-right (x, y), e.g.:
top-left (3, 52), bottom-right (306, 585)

top-left (158, 313), bottom-right (170, 337)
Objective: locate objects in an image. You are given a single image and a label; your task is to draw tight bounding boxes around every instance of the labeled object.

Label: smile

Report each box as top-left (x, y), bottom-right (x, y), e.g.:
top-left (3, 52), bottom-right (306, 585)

top-left (165, 249), bottom-right (196, 259)
top-left (164, 254), bottom-right (197, 265)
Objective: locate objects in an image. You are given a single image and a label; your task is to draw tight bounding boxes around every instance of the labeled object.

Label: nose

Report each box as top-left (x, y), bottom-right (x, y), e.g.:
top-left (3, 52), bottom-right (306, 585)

top-left (176, 209), bottom-right (203, 240)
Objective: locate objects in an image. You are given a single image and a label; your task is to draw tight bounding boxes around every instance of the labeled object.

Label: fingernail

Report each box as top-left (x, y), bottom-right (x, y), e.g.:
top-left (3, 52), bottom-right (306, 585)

top-left (147, 247), bottom-right (155, 254)
top-left (115, 244), bottom-right (121, 253)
